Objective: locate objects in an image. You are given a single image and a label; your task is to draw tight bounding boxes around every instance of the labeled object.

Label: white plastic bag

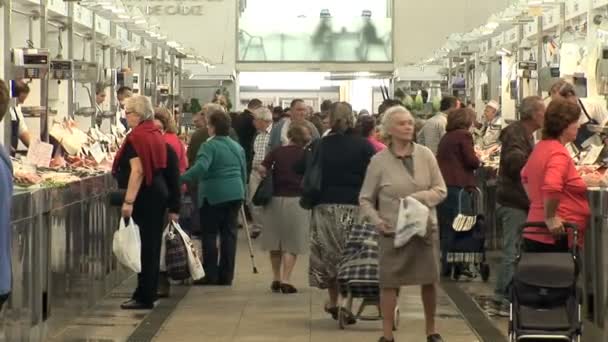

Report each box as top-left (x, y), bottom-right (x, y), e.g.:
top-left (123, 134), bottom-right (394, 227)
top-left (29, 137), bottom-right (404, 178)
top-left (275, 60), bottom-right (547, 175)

top-left (113, 218), bottom-right (142, 273)
top-left (159, 221), bottom-right (205, 280)
top-left (394, 197), bottom-right (429, 248)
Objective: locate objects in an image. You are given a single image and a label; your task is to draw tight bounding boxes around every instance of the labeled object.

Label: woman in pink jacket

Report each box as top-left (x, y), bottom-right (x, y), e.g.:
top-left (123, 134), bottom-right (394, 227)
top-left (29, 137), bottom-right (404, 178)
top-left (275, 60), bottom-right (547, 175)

top-left (521, 98), bottom-right (590, 250)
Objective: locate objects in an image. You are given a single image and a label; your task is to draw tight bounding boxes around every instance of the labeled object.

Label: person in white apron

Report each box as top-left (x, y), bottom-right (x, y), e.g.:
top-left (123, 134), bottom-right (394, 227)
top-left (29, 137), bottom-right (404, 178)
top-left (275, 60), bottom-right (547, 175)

top-left (479, 100), bottom-right (504, 148)
top-left (549, 79), bottom-right (608, 148)
top-left (94, 83), bottom-right (108, 128)
top-left (9, 82), bottom-right (32, 156)
top-left (116, 86), bottom-right (133, 130)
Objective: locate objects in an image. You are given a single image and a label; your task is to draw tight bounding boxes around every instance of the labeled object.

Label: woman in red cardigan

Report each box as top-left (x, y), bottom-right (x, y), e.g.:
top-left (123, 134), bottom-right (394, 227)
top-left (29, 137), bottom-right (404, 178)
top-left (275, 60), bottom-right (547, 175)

top-left (521, 98), bottom-right (590, 250)
top-left (154, 108), bottom-right (188, 174)
top-left (436, 108), bottom-right (482, 275)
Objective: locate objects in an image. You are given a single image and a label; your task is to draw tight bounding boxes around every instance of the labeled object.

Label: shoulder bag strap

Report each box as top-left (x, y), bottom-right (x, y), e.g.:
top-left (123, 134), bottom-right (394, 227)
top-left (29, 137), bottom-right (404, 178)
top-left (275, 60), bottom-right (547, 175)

top-left (457, 188), bottom-right (466, 214)
top-left (578, 99), bottom-right (593, 122)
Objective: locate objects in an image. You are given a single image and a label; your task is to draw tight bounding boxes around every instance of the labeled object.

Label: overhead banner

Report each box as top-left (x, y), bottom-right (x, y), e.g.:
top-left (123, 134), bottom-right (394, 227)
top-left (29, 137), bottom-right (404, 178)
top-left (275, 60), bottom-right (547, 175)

top-left (123, 0), bottom-right (224, 16)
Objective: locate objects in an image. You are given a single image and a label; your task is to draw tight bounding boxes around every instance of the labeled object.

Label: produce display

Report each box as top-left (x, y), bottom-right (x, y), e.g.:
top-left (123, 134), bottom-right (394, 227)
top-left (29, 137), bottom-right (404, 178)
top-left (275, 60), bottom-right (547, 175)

top-left (13, 121), bottom-right (125, 190)
top-left (577, 165), bottom-right (608, 188)
top-left (476, 144), bottom-right (500, 170)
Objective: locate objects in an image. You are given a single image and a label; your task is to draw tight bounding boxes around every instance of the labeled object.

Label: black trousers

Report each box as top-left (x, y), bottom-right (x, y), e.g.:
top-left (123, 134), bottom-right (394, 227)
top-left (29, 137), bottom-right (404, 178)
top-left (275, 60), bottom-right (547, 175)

top-left (132, 197), bottom-right (167, 305)
top-left (200, 200), bottom-right (242, 284)
top-left (0, 293), bottom-right (9, 311)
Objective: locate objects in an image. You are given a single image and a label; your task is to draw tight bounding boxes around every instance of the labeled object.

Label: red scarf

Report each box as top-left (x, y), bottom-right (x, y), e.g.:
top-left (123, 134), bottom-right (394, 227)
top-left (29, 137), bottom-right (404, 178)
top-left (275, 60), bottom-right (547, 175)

top-left (112, 120), bottom-right (167, 186)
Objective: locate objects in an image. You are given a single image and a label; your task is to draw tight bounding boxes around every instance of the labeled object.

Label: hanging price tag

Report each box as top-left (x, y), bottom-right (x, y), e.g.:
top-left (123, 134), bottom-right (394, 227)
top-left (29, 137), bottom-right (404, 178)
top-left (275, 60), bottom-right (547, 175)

top-left (26, 140), bottom-right (54, 167)
top-left (90, 143), bottom-right (106, 164)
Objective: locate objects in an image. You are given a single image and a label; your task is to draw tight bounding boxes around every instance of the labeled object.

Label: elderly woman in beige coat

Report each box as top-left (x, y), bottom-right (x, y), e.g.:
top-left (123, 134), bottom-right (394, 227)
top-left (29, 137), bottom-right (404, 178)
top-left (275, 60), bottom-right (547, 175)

top-left (359, 106), bottom-right (447, 342)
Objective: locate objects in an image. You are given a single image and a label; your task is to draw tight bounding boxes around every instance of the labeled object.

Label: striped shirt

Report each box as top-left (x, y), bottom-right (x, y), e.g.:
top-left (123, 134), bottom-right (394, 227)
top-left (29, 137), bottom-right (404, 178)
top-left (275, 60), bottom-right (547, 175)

top-left (417, 112), bottom-right (447, 155)
top-left (252, 124), bottom-right (272, 168)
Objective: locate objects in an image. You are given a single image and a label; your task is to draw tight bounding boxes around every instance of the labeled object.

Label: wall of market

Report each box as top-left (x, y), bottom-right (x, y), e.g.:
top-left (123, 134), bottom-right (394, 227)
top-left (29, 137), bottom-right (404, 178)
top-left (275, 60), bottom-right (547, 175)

top-left (393, 0), bottom-right (512, 66)
top-left (151, 0), bottom-right (513, 72)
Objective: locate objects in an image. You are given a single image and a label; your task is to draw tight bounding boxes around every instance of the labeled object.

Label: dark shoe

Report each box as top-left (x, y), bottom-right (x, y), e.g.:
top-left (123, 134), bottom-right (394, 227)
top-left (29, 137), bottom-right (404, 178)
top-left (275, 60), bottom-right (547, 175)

top-left (157, 291), bottom-right (170, 299)
top-left (324, 304), bottom-right (339, 320)
top-left (338, 308), bottom-right (357, 325)
top-left (193, 277), bottom-right (217, 286)
top-left (250, 229), bottom-right (261, 239)
top-left (120, 300), bottom-right (153, 310)
top-left (217, 281), bottom-right (233, 286)
top-left (427, 333), bottom-right (444, 342)
top-left (280, 283), bottom-right (297, 294)
top-left (378, 337), bottom-right (395, 342)
top-left (270, 281), bottom-right (281, 293)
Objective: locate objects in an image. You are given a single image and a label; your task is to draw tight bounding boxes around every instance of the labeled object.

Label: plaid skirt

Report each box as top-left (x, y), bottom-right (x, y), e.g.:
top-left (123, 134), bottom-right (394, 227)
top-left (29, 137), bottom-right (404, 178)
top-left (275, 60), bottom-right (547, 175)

top-left (309, 204), bottom-right (358, 289)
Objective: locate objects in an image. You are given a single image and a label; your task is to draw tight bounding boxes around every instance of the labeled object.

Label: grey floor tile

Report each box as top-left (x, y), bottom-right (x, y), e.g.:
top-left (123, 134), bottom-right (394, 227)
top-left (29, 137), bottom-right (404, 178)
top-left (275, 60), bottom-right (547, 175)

top-left (153, 231), bottom-right (478, 342)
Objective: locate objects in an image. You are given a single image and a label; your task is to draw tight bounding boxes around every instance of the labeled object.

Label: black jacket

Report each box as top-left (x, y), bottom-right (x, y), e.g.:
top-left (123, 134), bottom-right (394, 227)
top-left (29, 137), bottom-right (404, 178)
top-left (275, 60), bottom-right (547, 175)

top-left (496, 121), bottom-right (534, 210)
top-left (235, 110), bottom-right (257, 175)
top-left (296, 132), bottom-right (375, 205)
top-left (115, 143), bottom-right (181, 214)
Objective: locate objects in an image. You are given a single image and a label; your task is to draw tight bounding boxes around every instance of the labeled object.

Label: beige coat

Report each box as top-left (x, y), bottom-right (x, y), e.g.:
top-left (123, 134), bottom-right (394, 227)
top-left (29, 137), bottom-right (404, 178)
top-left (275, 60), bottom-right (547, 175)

top-left (359, 143), bottom-right (447, 287)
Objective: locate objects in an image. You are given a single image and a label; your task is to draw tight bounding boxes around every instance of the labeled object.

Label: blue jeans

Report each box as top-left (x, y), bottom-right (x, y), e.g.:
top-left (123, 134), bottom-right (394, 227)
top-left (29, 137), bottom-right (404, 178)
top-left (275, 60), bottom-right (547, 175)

top-left (494, 205), bottom-right (527, 304)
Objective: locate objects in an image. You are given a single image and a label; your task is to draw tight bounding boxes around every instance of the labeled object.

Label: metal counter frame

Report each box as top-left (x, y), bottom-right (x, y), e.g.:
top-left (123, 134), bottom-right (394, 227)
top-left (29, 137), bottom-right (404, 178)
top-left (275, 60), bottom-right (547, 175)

top-left (1, 173), bottom-right (131, 341)
top-left (476, 167), bottom-right (501, 250)
top-left (582, 188), bottom-right (608, 342)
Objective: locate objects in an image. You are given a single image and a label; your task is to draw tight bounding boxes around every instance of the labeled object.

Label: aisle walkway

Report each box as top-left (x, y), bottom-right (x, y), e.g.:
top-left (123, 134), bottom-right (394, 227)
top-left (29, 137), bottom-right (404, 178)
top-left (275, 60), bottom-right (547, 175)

top-left (151, 231), bottom-right (479, 342)
top-left (50, 230), bottom-right (482, 342)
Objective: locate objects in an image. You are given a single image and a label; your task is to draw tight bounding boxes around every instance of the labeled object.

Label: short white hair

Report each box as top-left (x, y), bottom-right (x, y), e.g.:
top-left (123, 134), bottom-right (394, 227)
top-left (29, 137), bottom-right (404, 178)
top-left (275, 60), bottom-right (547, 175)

top-left (381, 105), bottom-right (413, 136)
top-left (253, 107), bottom-right (272, 122)
top-left (125, 95), bottom-right (154, 121)
top-left (202, 103), bottom-right (225, 119)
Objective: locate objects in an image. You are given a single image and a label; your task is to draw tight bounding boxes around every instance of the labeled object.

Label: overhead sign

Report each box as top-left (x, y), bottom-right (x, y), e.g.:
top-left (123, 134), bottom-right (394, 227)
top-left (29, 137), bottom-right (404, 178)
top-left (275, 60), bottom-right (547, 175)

top-left (518, 61), bottom-right (537, 71)
top-left (123, 0), bottom-right (224, 16)
top-left (518, 61), bottom-right (538, 79)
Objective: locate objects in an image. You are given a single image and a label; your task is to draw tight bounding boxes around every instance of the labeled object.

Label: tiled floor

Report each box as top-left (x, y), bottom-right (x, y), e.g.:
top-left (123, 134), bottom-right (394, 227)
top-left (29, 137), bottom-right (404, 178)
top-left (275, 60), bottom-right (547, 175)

top-left (48, 279), bottom-right (149, 341)
top-left (152, 231), bottom-right (479, 342)
top-left (48, 230), bottom-right (483, 342)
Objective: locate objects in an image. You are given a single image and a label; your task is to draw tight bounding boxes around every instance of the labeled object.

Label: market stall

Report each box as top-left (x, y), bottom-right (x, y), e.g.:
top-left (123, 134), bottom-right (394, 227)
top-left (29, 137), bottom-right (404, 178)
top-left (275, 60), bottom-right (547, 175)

top-left (5, 173), bottom-right (127, 341)
top-left (0, 0), bottom-right (200, 340)
top-left (414, 1), bottom-right (608, 338)
top-left (581, 187), bottom-right (608, 342)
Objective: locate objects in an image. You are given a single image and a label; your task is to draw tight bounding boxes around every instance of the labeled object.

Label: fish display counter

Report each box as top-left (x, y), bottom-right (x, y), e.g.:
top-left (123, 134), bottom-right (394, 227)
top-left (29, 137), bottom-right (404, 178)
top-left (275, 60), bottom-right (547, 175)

top-left (2, 173), bottom-right (131, 341)
top-left (581, 187), bottom-right (608, 342)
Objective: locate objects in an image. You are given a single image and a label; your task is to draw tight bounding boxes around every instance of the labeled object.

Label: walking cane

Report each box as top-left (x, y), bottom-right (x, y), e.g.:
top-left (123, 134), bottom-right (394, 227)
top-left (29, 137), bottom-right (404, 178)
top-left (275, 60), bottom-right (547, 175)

top-left (239, 205), bottom-right (259, 274)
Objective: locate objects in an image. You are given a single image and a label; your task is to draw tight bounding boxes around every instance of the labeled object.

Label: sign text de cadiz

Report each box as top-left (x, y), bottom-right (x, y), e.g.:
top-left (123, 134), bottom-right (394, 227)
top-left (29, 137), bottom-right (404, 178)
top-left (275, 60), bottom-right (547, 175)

top-left (123, 0), bottom-right (224, 16)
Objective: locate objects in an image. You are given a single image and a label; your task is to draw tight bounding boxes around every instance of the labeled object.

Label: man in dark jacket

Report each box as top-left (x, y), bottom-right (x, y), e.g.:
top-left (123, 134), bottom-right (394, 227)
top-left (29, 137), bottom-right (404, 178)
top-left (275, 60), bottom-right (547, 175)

top-left (235, 99), bottom-right (262, 177)
top-left (492, 96), bottom-right (545, 316)
top-left (188, 104), bottom-right (240, 167)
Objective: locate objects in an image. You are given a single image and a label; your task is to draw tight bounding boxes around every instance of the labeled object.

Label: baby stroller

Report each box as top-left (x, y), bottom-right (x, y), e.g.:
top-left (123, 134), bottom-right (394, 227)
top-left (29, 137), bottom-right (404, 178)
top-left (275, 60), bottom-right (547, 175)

top-left (509, 222), bottom-right (582, 342)
top-left (337, 223), bottom-right (399, 330)
top-left (444, 187), bottom-right (490, 281)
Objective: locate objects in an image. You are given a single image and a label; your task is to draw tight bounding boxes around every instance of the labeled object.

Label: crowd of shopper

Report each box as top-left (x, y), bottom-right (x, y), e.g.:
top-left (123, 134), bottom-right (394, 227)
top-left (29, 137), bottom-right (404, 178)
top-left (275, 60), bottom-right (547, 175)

top-left (104, 86), bottom-right (594, 342)
top-left (0, 74), bottom-right (597, 342)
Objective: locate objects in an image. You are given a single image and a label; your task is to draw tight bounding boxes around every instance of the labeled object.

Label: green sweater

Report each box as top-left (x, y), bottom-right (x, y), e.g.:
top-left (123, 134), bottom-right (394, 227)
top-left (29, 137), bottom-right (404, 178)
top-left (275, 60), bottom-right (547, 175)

top-left (181, 136), bottom-right (247, 206)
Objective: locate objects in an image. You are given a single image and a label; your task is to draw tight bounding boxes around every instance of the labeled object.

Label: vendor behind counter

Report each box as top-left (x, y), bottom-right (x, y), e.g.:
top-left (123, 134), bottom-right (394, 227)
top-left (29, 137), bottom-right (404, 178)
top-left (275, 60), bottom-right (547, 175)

top-left (549, 79), bottom-right (608, 148)
top-left (9, 82), bottom-right (32, 156)
top-left (475, 100), bottom-right (503, 148)
top-left (6, 81), bottom-right (64, 160)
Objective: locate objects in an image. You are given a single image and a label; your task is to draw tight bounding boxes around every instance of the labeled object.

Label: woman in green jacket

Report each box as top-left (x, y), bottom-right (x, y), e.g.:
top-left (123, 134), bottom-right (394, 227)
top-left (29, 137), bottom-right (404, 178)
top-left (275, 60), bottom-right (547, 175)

top-left (181, 110), bottom-right (247, 286)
